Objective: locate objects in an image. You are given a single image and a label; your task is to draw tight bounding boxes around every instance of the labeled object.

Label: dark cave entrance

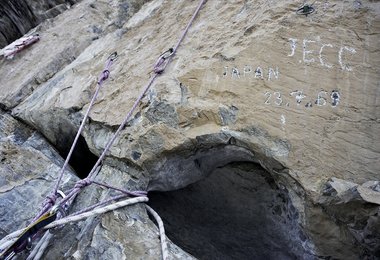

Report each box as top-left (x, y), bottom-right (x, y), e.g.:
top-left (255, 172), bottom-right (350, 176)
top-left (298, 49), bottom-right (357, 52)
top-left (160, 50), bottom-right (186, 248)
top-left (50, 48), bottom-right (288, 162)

top-left (55, 134), bottom-right (98, 179)
top-left (148, 162), bottom-right (313, 260)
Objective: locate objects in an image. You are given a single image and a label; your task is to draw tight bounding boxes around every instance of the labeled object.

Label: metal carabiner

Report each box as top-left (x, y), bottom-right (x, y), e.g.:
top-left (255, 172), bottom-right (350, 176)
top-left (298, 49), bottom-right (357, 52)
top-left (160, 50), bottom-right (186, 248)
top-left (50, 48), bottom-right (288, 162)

top-left (154, 48), bottom-right (174, 74)
top-left (108, 52), bottom-right (118, 62)
top-left (57, 190), bottom-right (66, 198)
top-left (160, 48), bottom-right (174, 60)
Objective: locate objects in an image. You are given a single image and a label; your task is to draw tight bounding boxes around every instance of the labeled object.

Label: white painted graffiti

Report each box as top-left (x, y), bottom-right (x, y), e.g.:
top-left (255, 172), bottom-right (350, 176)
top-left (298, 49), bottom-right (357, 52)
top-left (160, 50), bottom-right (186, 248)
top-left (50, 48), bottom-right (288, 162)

top-left (315, 90), bottom-right (328, 106)
top-left (331, 90), bottom-right (341, 107)
top-left (319, 43), bottom-right (333, 68)
top-left (338, 46), bottom-right (357, 71)
top-left (288, 38), bottom-right (297, 57)
top-left (290, 90), bottom-right (307, 105)
top-left (303, 39), bottom-right (316, 63)
top-left (264, 90), bottom-right (341, 108)
top-left (288, 38), bottom-right (357, 71)
top-left (264, 91), bottom-right (284, 106)
top-left (223, 66), bottom-right (279, 81)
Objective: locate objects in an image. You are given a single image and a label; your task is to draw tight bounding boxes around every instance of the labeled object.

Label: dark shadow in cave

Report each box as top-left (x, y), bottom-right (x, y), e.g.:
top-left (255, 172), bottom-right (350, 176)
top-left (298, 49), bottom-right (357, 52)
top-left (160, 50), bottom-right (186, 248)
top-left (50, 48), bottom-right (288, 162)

top-left (55, 134), bottom-right (98, 179)
top-left (148, 162), bottom-right (313, 260)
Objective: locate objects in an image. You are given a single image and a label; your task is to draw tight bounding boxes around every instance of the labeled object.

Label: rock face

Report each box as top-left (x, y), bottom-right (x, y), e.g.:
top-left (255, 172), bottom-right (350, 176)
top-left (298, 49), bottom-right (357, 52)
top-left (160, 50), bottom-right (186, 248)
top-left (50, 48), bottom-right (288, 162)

top-left (0, 0), bottom-right (379, 259)
top-left (0, 0), bottom-right (80, 48)
top-left (0, 109), bottom-right (77, 238)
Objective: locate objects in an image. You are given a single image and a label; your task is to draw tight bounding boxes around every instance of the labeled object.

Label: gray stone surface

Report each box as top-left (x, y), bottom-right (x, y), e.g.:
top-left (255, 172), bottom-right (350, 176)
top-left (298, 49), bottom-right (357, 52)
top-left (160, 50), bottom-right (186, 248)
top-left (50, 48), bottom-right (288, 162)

top-left (318, 177), bottom-right (380, 256)
top-left (0, 0), bottom-right (379, 259)
top-left (0, 109), bottom-right (77, 236)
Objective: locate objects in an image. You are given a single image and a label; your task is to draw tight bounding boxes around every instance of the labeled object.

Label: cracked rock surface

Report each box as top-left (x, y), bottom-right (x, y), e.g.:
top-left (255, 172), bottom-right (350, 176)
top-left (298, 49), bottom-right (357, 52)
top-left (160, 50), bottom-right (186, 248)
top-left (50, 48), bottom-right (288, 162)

top-left (0, 0), bottom-right (379, 259)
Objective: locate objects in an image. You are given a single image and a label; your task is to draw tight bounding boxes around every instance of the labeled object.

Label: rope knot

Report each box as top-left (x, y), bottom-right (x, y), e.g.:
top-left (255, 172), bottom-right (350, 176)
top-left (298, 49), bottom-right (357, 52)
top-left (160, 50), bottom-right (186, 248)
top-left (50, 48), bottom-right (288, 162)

top-left (74, 179), bottom-right (92, 190)
top-left (153, 48), bottom-right (174, 74)
top-left (43, 193), bottom-right (58, 207)
top-left (98, 69), bottom-right (110, 84)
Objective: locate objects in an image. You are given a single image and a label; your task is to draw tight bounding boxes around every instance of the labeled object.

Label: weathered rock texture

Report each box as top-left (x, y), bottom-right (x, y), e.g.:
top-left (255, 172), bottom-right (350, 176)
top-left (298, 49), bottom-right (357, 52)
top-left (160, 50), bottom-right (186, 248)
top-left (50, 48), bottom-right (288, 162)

top-left (0, 0), bottom-right (379, 259)
top-left (0, 109), bottom-right (77, 237)
top-left (0, 0), bottom-right (80, 48)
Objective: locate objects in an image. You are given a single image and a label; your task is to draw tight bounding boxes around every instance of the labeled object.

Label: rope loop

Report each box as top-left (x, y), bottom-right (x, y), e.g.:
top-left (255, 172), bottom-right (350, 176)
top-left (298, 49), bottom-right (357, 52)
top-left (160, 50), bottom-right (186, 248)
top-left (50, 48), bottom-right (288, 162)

top-left (153, 48), bottom-right (174, 74)
top-left (42, 189), bottom-right (67, 208)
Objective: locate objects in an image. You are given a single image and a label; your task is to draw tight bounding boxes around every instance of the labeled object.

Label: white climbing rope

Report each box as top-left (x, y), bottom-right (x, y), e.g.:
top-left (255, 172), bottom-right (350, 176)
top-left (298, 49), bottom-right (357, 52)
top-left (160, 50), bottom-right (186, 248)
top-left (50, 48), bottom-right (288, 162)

top-left (0, 230), bottom-right (24, 252)
top-left (45, 197), bottom-right (148, 229)
top-left (26, 232), bottom-right (53, 260)
top-left (145, 205), bottom-right (169, 260)
top-left (0, 197), bottom-right (148, 255)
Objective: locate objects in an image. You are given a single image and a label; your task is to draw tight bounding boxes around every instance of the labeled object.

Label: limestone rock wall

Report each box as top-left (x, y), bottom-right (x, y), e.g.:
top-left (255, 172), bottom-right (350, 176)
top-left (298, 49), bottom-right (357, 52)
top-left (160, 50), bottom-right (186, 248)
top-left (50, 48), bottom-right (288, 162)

top-left (0, 0), bottom-right (379, 259)
top-left (5, 0), bottom-right (379, 190)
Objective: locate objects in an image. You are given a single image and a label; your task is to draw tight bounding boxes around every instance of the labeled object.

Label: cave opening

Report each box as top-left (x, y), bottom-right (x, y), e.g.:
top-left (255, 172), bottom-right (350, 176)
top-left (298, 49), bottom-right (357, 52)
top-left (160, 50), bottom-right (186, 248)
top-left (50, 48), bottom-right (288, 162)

top-left (148, 161), bottom-right (313, 260)
top-left (55, 134), bottom-right (98, 179)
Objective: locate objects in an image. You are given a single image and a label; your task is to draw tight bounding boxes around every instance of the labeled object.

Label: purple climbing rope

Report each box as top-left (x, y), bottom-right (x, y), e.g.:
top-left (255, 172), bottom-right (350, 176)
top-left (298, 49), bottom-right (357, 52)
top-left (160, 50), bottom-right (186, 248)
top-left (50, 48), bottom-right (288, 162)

top-left (154, 0), bottom-right (205, 74)
top-left (56, 73), bottom-right (159, 208)
top-left (90, 180), bottom-right (147, 197)
top-left (70, 194), bottom-right (128, 216)
top-left (53, 52), bottom-right (117, 194)
top-left (1, 1), bottom-right (206, 258)
top-left (56, 0), bottom-right (206, 211)
top-left (32, 53), bottom-right (117, 222)
top-left (18, 0), bottom-right (205, 255)
top-left (173, 0), bottom-right (205, 53)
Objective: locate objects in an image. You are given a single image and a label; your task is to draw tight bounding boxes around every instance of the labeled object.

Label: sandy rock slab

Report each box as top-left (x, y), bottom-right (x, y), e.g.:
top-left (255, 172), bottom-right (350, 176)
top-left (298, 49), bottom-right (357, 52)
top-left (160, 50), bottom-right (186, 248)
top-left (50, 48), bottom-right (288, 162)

top-left (0, 0), bottom-right (150, 109)
top-left (0, 0), bottom-right (82, 48)
top-left (10, 0), bottom-right (379, 195)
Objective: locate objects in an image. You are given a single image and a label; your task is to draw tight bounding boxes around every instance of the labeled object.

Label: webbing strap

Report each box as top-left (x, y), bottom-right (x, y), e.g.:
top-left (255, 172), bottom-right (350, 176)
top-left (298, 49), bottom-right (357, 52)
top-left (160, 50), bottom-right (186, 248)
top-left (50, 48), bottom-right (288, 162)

top-left (0, 211), bottom-right (57, 260)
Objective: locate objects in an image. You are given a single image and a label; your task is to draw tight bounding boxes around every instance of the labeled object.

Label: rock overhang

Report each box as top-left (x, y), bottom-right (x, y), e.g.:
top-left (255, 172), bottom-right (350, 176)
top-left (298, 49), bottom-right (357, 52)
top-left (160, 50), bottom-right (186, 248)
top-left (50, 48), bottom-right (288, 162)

top-left (0, 0), bottom-right (379, 259)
